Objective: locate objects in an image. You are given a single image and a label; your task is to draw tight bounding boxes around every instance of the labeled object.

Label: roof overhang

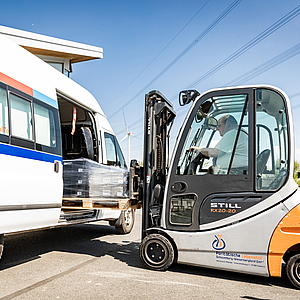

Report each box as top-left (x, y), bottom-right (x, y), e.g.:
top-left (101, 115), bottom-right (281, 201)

top-left (0, 25), bottom-right (103, 63)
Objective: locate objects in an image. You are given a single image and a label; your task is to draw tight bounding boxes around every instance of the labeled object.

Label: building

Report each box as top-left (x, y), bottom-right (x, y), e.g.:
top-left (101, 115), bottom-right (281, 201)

top-left (0, 25), bottom-right (103, 76)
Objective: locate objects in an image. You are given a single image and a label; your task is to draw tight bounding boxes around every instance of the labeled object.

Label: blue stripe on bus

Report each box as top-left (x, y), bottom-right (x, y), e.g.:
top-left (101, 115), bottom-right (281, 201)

top-left (0, 143), bottom-right (62, 163)
top-left (32, 90), bottom-right (58, 109)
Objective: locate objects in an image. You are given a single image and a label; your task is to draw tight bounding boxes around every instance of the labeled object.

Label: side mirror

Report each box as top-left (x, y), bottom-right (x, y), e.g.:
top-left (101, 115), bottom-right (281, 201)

top-left (179, 90), bottom-right (200, 106)
top-left (195, 101), bottom-right (214, 123)
top-left (130, 159), bottom-right (139, 168)
top-left (207, 117), bottom-right (218, 131)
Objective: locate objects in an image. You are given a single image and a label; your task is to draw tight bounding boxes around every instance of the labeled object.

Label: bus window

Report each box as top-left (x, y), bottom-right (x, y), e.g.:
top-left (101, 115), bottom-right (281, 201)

top-left (0, 86), bottom-right (9, 138)
top-left (34, 103), bottom-right (53, 147)
top-left (10, 93), bottom-right (33, 141)
top-left (33, 102), bottom-right (61, 156)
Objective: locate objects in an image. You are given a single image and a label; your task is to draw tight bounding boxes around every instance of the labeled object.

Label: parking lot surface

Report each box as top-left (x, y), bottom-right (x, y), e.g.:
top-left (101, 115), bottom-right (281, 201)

top-left (0, 210), bottom-right (299, 300)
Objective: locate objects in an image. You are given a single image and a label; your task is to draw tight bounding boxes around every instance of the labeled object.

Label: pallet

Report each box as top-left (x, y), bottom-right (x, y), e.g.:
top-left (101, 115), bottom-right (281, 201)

top-left (62, 197), bottom-right (131, 210)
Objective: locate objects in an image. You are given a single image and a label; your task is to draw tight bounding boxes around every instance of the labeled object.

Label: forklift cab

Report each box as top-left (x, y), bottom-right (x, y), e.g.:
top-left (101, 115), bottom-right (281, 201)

top-left (140, 86), bottom-right (300, 289)
top-left (165, 87), bottom-right (290, 230)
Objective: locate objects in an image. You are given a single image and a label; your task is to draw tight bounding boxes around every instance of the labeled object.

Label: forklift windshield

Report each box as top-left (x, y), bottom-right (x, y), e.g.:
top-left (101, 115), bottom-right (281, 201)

top-left (176, 88), bottom-right (289, 191)
top-left (178, 94), bottom-right (249, 176)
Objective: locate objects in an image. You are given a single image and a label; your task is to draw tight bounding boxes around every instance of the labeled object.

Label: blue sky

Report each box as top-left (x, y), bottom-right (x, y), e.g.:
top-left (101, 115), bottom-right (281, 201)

top-left (1, 0), bottom-right (300, 163)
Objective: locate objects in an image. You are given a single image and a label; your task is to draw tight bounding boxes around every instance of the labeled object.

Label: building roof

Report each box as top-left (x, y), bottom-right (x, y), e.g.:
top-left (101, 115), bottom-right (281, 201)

top-left (0, 25), bottom-right (103, 63)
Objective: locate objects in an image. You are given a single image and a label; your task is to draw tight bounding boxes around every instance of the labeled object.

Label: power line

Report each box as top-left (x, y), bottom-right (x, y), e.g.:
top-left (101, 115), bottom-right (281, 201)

top-left (108, 0), bottom-right (243, 119)
top-left (183, 4), bottom-right (300, 89)
top-left (117, 4), bottom-right (300, 141)
top-left (103, 0), bottom-right (211, 109)
top-left (124, 42), bottom-right (300, 150)
top-left (290, 91), bottom-right (300, 99)
top-left (115, 117), bottom-right (143, 135)
top-left (226, 42), bottom-right (300, 85)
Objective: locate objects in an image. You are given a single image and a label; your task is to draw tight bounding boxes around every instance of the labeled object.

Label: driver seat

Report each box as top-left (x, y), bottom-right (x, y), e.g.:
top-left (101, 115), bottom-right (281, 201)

top-left (256, 149), bottom-right (270, 189)
top-left (256, 149), bottom-right (271, 175)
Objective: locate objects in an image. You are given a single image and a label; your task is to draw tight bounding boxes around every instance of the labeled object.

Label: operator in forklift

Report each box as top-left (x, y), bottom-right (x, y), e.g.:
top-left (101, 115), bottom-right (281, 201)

top-left (189, 114), bottom-right (248, 174)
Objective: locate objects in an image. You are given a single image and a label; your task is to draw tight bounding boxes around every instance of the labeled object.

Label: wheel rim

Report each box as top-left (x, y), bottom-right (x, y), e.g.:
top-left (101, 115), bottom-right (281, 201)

top-left (293, 259), bottom-right (300, 282)
top-left (124, 209), bottom-right (132, 227)
top-left (144, 240), bottom-right (168, 265)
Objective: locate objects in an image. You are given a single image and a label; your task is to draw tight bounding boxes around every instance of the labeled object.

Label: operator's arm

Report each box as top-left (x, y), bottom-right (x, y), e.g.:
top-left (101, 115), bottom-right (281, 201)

top-left (189, 146), bottom-right (219, 157)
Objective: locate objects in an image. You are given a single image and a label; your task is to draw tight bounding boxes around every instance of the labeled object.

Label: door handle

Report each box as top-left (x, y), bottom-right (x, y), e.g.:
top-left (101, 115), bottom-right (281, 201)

top-left (171, 181), bottom-right (187, 193)
top-left (54, 160), bottom-right (60, 173)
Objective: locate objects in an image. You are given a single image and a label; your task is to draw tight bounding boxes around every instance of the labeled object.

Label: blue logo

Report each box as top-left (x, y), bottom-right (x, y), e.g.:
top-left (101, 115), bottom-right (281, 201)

top-left (212, 235), bottom-right (226, 250)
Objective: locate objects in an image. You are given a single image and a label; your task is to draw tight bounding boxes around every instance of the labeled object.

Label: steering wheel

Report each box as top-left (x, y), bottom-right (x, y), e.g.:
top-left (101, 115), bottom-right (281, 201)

top-left (186, 150), bottom-right (209, 175)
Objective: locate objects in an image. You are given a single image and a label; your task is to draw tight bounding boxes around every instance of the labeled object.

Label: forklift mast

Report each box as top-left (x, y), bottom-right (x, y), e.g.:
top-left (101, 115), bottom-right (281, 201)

top-left (142, 91), bottom-right (176, 236)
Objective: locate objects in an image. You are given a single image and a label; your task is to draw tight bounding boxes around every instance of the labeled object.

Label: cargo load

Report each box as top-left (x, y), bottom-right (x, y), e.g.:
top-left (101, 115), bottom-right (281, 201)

top-left (62, 158), bottom-right (129, 210)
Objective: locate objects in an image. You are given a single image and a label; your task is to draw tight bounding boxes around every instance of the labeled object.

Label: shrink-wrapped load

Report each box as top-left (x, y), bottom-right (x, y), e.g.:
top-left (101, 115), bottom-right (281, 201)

top-left (63, 158), bottom-right (128, 199)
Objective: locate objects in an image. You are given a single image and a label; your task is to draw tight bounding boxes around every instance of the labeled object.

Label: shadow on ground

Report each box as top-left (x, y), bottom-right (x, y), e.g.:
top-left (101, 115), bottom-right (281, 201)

top-left (0, 223), bottom-right (296, 291)
top-left (0, 222), bottom-right (141, 270)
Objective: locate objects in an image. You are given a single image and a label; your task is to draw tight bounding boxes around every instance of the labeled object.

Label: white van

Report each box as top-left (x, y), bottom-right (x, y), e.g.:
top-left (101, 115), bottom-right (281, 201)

top-left (0, 34), bottom-right (134, 258)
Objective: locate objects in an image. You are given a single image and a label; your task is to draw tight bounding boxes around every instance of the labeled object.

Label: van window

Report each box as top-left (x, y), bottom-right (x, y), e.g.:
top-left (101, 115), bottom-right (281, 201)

top-left (10, 93), bottom-right (33, 140)
top-left (104, 132), bottom-right (126, 168)
top-left (34, 102), bottom-right (57, 148)
top-left (104, 132), bottom-right (117, 166)
top-left (0, 87), bottom-right (9, 136)
top-left (116, 139), bottom-right (126, 168)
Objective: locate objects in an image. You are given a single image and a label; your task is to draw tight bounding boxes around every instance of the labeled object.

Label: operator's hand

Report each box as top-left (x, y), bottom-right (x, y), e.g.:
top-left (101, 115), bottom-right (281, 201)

top-left (189, 146), bottom-right (210, 159)
top-left (208, 165), bottom-right (214, 174)
top-left (189, 146), bottom-right (200, 152)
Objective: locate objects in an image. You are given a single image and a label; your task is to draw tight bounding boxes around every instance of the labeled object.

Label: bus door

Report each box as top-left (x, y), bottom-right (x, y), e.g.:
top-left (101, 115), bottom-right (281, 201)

top-left (0, 82), bottom-right (63, 233)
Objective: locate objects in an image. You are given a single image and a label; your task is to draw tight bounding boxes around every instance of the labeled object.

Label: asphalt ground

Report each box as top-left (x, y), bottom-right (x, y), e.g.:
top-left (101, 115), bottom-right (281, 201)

top-left (0, 210), bottom-right (299, 300)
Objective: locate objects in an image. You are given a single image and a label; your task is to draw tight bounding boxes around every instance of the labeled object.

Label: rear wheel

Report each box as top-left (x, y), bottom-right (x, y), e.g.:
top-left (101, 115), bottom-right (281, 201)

top-left (115, 208), bottom-right (135, 234)
top-left (140, 233), bottom-right (174, 271)
top-left (286, 253), bottom-right (300, 289)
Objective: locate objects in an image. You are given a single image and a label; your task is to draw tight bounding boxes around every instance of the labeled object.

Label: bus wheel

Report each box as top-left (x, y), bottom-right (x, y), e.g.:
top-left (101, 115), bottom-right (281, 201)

top-left (0, 234), bottom-right (3, 259)
top-left (115, 209), bottom-right (135, 234)
top-left (286, 253), bottom-right (300, 289)
top-left (140, 233), bottom-right (174, 271)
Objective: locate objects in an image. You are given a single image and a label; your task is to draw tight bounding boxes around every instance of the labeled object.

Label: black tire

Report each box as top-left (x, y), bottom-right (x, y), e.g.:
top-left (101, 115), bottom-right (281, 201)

top-left (140, 233), bottom-right (174, 271)
top-left (286, 253), bottom-right (300, 289)
top-left (109, 220), bottom-right (116, 226)
top-left (115, 208), bottom-right (135, 234)
top-left (0, 234), bottom-right (3, 260)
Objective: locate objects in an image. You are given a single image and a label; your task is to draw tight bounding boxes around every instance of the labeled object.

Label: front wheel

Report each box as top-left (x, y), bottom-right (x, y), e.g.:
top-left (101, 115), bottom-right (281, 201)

top-left (115, 208), bottom-right (135, 234)
top-left (140, 233), bottom-right (174, 271)
top-left (286, 253), bottom-right (300, 289)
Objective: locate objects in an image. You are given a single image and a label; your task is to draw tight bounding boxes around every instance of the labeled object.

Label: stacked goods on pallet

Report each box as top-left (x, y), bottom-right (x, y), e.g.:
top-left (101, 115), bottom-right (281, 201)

top-left (63, 158), bottom-right (129, 199)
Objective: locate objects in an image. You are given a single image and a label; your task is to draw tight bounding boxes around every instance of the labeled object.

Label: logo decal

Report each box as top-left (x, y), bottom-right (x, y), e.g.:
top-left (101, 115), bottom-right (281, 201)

top-left (212, 234), bottom-right (226, 250)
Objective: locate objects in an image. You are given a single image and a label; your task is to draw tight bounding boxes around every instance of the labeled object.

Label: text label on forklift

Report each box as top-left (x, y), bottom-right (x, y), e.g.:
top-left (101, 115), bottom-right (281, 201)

top-left (148, 118), bottom-right (151, 134)
top-left (211, 203), bottom-right (242, 214)
top-left (211, 203), bottom-right (241, 209)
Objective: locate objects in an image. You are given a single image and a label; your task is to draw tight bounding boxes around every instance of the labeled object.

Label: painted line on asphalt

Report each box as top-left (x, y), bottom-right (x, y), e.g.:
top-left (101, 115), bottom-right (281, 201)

top-left (0, 257), bottom-right (99, 300)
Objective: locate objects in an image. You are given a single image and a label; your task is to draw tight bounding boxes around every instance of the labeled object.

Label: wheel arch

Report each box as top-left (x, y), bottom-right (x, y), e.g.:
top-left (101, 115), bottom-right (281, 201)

top-left (268, 203), bottom-right (300, 277)
top-left (283, 243), bottom-right (300, 263)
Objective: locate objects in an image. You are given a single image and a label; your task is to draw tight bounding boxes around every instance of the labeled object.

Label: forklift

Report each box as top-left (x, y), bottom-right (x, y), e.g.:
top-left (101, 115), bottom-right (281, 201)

top-left (130, 85), bottom-right (300, 289)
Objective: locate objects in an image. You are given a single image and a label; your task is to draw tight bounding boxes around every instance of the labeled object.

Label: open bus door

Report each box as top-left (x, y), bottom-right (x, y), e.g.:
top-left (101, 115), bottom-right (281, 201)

top-left (138, 86), bottom-right (300, 289)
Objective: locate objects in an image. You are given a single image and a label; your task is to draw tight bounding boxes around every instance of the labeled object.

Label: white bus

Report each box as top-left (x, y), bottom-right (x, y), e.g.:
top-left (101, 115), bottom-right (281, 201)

top-left (0, 33), bottom-right (134, 259)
